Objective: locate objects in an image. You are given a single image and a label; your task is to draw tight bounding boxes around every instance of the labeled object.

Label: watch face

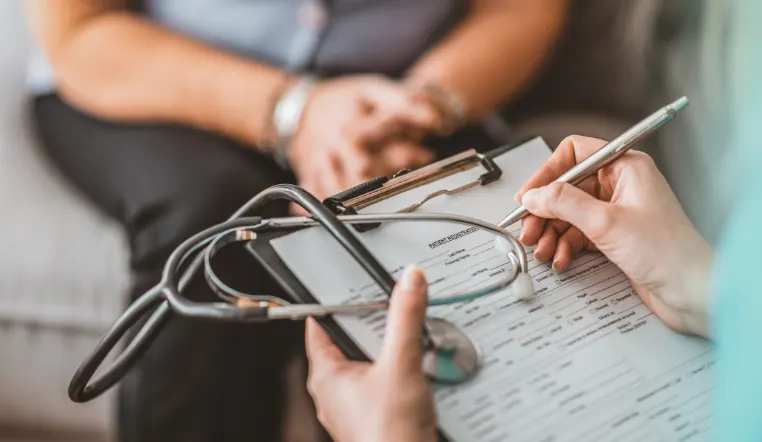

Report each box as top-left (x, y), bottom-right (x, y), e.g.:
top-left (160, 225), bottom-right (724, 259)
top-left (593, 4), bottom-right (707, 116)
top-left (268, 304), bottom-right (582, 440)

top-left (274, 78), bottom-right (317, 137)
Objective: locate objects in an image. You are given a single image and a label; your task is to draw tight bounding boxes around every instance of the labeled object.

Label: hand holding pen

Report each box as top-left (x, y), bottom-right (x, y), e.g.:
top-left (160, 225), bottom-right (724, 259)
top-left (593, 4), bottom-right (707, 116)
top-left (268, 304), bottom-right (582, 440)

top-left (513, 134), bottom-right (713, 338)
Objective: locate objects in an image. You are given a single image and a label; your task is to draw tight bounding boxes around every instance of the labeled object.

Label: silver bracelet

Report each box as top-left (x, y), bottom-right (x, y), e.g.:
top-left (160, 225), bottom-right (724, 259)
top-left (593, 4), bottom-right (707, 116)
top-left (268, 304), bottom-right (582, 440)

top-left (406, 77), bottom-right (469, 135)
top-left (271, 76), bottom-right (318, 170)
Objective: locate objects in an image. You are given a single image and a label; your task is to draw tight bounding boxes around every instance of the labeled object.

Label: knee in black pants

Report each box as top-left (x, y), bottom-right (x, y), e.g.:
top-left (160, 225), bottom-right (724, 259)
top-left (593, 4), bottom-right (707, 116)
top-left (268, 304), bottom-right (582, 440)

top-left (119, 165), bottom-right (303, 442)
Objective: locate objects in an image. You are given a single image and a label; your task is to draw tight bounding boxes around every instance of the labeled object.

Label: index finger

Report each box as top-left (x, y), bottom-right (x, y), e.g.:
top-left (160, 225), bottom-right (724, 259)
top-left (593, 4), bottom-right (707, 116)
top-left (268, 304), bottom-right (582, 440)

top-left (305, 318), bottom-right (349, 381)
top-left (343, 115), bottom-right (401, 151)
top-left (379, 141), bottom-right (435, 173)
top-left (332, 139), bottom-right (379, 185)
top-left (515, 136), bottom-right (608, 203)
top-left (362, 84), bottom-right (442, 133)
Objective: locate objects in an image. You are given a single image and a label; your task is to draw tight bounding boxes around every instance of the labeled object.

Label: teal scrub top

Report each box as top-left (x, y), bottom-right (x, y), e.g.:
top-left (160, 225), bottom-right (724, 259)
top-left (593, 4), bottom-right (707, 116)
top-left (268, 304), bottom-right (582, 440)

top-left (713, 173), bottom-right (762, 441)
top-left (710, 0), bottom-right (762, 432)
top-left (711, 0), bottom-right (762, 438)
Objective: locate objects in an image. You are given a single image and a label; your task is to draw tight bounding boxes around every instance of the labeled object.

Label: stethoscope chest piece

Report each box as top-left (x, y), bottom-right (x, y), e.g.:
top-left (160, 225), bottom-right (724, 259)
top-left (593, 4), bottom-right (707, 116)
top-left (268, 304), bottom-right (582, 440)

top-left (422, 317), bottom-right (481, 383)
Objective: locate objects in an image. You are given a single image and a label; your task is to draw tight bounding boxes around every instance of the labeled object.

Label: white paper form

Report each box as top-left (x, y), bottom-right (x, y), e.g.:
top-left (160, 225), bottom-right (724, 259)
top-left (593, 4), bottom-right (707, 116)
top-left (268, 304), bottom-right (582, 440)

top-left (271, 139), bottom-right (715, 442)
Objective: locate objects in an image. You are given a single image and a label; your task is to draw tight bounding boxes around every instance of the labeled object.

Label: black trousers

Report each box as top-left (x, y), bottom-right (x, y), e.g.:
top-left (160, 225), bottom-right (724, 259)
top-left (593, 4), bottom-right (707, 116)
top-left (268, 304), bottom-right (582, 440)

top-left (34, 94), bottom-right (309, 442)
top-left (32, 94), bottom-right (499, 442)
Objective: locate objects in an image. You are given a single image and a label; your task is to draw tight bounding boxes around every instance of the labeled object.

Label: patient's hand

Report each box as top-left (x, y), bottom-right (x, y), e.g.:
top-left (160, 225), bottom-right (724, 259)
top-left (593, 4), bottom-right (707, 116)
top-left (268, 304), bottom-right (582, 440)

top-left (305, 266), bottom-right (437, 442)
top-left (516, 136), bottom-right (714, 338)
top-left (289, 75), bottom-right (437, 208)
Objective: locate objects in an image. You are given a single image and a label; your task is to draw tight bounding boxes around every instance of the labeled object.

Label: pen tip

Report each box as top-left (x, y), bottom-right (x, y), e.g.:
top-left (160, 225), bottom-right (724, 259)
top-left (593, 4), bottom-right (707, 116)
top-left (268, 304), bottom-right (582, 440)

top-left (671, 96), bottom-right (690, 113)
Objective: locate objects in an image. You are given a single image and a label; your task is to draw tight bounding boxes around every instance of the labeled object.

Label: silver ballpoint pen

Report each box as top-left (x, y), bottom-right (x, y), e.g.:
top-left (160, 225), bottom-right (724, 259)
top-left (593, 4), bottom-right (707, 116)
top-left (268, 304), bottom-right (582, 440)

top-left (498, 96), bottom-right (690, 229)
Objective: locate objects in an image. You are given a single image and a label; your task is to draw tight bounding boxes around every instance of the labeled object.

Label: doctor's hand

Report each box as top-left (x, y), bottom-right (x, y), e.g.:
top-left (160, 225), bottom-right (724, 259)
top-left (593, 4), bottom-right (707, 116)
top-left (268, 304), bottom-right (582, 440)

top-left (305, 266), bottom-right (437, 442)
top-left (516, 136), bottom-right (714, 338)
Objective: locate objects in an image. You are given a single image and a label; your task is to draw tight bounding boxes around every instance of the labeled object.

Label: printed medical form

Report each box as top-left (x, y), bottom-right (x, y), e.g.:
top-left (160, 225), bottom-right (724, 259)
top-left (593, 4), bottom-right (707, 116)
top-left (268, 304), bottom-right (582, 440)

top-left (272, 139), bottom-right (714, 442)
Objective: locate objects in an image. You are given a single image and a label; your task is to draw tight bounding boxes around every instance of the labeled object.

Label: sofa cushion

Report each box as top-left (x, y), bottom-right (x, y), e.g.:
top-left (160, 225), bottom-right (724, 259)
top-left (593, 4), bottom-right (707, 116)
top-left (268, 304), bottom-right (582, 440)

top-left (0, 1), bottom-right (131, 438)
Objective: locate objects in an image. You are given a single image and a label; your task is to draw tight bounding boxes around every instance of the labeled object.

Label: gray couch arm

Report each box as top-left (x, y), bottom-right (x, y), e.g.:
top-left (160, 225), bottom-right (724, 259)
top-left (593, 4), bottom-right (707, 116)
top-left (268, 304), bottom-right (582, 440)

top-left (0, 2), bottom-right (131, 440)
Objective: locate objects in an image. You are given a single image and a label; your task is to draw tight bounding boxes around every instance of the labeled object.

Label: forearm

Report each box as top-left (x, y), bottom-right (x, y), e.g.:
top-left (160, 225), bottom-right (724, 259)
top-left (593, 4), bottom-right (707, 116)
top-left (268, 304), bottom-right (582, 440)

top-left (408, 0), bottom-right (569, 120)
top-left (29, 4), bottom-right (283, 147)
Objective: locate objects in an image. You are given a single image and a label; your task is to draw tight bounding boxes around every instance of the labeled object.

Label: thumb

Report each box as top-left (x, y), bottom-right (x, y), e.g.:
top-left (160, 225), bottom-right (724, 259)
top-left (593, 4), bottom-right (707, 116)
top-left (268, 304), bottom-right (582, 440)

top-left (379, 265), bottom-right (429, 372)
top-left (521, 182), bottom-right (616, 241)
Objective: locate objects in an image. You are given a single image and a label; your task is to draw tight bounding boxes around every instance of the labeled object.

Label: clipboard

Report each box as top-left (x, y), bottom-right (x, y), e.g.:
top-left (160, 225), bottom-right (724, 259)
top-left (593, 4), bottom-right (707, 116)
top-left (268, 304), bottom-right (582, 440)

top-left (247, 137), bottom-right (534, 342)
top-left (245, 138), bottom-right (537, 440)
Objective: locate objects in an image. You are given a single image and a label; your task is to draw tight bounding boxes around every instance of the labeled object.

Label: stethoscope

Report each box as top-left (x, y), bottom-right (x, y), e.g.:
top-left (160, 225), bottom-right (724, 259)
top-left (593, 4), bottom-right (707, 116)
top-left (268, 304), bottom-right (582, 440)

top-left (68, 184), bottom-right (535, 403)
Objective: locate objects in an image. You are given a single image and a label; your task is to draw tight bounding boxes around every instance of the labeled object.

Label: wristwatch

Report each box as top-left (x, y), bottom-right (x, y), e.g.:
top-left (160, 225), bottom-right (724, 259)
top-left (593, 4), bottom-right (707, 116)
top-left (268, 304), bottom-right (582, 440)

top-left (270, 76), bottom-right (318, 170)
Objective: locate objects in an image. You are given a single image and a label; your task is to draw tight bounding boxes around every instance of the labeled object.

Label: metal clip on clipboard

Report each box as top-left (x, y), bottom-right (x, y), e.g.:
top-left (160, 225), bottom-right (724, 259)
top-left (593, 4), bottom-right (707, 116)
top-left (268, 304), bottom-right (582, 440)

top-left (322, 148), bottom-right (505, 230)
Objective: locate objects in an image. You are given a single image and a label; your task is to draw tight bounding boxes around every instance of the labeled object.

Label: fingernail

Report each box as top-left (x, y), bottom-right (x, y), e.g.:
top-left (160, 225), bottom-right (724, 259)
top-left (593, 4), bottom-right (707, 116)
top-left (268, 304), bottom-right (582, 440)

top-left (552, 259), bottom-right (561, 271)
top-left (522, 189), bottom-right (540, 209)
top-left (400, 265), bottom-right (426, 291)
top-left (513, 191), bottom-right (521, 203)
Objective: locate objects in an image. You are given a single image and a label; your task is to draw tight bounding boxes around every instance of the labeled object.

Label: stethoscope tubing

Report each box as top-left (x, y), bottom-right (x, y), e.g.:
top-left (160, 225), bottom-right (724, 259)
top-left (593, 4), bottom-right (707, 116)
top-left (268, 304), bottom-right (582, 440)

top-left (202, 214), bottom-right (525, 318)
top-left (70, 184), bottom-right (407, 402)
top-left (68, 184), bottom-right (529, 403)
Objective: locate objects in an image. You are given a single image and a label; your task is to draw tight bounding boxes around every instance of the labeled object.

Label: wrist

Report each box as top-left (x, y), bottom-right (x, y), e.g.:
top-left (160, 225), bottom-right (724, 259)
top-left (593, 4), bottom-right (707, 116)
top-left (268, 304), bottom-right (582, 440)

top-left (666, 234), bottom-right (715, 338)
top-left (405, 76), bottom-right (469, 135)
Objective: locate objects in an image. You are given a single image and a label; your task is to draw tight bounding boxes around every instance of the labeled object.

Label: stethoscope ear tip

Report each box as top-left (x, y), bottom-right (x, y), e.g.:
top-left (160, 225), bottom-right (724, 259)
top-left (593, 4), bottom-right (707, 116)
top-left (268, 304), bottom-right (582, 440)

top-left (492, 236), bottom-right (535, 301)
top-left (512, 272), bottom-right (536, 301)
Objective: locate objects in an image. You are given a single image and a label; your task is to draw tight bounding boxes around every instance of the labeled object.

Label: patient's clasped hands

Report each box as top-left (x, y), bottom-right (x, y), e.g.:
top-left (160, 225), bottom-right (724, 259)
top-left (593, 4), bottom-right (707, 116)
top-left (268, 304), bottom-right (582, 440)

top-left (306, 136), bottom-right (715, 442)
top-left (289, 75), bottom-right (448, 210)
